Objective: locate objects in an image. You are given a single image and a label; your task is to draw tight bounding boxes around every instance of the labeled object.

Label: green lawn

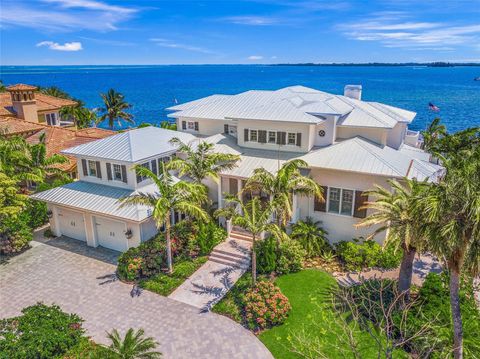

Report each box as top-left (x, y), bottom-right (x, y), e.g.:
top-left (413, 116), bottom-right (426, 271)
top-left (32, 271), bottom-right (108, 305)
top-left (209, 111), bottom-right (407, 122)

top-left (214, 269), bottom-right (406, 359)
top-left (138, 256), bottom-right (208, 296)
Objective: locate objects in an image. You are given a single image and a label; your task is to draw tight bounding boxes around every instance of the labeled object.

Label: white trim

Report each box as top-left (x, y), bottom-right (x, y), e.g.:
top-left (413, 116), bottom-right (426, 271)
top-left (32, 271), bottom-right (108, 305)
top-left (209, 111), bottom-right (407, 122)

top-left (320, 186), bottom-right (357, 217)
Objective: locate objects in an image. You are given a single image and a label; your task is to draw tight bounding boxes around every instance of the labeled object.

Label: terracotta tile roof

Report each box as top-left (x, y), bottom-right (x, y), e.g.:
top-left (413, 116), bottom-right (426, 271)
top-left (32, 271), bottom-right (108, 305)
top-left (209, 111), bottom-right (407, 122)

top-left (6, 84), bottom-right (38, 91)
top-left (0, 117), bottom-right (44, 136)
top-left (26, 125), bottom-right (116, 172)
top-left (0, 92), bottom-right (77, 117)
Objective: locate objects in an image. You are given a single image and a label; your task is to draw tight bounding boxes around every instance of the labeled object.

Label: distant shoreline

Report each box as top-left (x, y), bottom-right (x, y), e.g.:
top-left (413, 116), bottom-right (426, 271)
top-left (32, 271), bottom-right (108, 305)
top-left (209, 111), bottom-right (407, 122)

top-left (1, 62), bottom-right (480, 67)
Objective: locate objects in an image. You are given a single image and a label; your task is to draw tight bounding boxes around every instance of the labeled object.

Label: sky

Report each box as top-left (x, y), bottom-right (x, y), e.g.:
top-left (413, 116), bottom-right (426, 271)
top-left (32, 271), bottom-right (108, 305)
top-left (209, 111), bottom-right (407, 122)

top-left (1, 0), bottom-right (480, 65)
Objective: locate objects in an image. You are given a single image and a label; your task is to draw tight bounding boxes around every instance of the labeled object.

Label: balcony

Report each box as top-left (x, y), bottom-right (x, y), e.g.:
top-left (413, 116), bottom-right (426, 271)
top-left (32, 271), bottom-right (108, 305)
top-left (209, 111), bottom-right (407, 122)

top-left (405, 130), bottom-right (422, 148)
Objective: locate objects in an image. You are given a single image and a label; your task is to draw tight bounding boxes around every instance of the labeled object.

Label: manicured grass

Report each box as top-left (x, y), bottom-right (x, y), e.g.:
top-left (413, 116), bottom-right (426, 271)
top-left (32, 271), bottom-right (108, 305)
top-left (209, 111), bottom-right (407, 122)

top-left (214, 269), bottom-right (406, 358)
top-left (139, 256), bottom-right (208, 296)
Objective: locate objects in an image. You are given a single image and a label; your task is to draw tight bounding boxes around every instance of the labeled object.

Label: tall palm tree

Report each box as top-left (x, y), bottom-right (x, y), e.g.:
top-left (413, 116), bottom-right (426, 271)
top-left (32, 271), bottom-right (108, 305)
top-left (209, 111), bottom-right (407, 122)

top-left (100, 89), bottom-right (134, 129)
top-left (216, 196), bottom-right (278, 284)
top-left (244, 159), bottom-right (323, 227)
top-left (290, 217), bottom-right (329, 258)
top-left (103, 328), bottom-right (162, 359)
top-left (356, 179), bottom-right (428, 298)
top-left (421, 147), bottom-right (480, 359)
top-left (120, 163), bottom-right (208, 273)
top-left (168, 138), bottom-right (240, 184)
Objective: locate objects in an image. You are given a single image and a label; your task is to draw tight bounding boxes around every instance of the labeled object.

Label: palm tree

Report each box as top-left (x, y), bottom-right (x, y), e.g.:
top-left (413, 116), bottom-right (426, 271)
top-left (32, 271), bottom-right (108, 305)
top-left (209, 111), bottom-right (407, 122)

top-left (421, 146), bottom-right (480, 359)
top-left (216, 196), bottom-right (278, 284)
top-left (38, 86), bottom-right (72, 99)
top-left (244, 159), bottom-right (323, 227)
top-left (160, 121), bottom-right (177, 130)
top-left (103, 328), bottom-right (162, 358)
top-left (60, 105), bottom-right (99, 129)
top-left (356, 179), bottom-right (428, 298)
top-left (100, 89), bottom-right (134, 129)
top-left (421, 118), bottom-right (446, 152)
top-left (120, 163), bottom-right (208, 273)
top-left (290, 217), bottom-right (329, 258)
top-left (168, 138), bottom-right (240, 184)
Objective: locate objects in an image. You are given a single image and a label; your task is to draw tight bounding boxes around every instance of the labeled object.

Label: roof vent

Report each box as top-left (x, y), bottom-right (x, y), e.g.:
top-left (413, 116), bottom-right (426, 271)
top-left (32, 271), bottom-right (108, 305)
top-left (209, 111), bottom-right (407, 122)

top-left (344, 85), bottom-right (362, 100)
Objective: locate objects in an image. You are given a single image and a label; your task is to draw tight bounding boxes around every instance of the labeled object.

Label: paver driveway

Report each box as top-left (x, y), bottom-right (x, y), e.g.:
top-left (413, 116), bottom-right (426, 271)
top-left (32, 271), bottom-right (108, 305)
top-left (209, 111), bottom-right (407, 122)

top-left (0, 236), bottom-right (273, 359)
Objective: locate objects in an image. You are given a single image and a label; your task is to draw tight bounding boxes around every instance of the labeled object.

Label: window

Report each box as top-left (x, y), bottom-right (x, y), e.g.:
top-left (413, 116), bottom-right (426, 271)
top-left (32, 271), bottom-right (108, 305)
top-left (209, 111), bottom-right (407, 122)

top-left (88, 160), bottom-right (97, 177)
top-left (287, 132), bottom-right (296, 145)
top-left (187, 121), bottom-right (195, 130)
top-left (157, 156), bottom-right (170, 172)
top-left (327, 187), bottom-right (355, 216)
top-left (113, 164), bottom-right (123, 181)
top-left (250, 129), bottom-right (258, 142)
top-left (268, 131), bottom-right (276, 144)
top-left (46, 113), bottom-right (57, 126)
top-left (137, 162), bottom-right (150, 183)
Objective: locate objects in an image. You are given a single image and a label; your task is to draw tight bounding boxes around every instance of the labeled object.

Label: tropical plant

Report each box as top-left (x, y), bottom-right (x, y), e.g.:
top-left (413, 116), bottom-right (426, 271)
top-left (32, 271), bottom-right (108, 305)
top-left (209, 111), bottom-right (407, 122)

top-left (61, 106), bottom-right (100, 129)
top-left (215, 196), bottom-right (277, 284)
top-left (100, 89), bottom-right (134, 129)
top-left (0, 80), bottom-right (6, 92)
top-left (168, 138), bottom-right (239, 184)
top-left (120, 163), bottom-right (208, 273)
top-left (356, 179), bottom-right (429, 298)
top-left (102, 328), bottom-right (162, 359)
top-left (421, 118), bottom-right (447, 152)
top-left (243, 159), bottom-right (323, 227)
top-left (160, 121), bottom-right (176, 130)
top-left (38, 85), bottom-right (72, 99)
top-left (290, 217), bottom-right (329, 257)
top-left (420, 140), bottom-right (480, 359)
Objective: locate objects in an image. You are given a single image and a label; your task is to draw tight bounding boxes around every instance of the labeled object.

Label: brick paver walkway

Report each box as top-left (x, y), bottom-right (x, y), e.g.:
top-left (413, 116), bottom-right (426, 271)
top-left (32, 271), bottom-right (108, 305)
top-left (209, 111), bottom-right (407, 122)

top-left (0, 235), bottom-right (272, 359)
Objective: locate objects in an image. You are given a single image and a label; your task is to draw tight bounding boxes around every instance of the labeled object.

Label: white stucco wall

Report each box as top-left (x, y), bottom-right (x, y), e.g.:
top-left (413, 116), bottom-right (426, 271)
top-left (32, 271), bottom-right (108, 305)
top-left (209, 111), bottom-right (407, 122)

top-left (237, 119), bottom-right (312, 153)
top-left (297, 168), bottom-right (392, 243)
top-left (176, 117), bottom-right (229, 136)
top-left (311, 116), bottom-right (337, 147)
top-left (77, 158), bottom-right (136, 189)
top-left (386, 122), bottom-right (406, 149)
top-left (336, 126), bottom-right (387, 146)
top-left (140, 218), bottom-right (158, 242)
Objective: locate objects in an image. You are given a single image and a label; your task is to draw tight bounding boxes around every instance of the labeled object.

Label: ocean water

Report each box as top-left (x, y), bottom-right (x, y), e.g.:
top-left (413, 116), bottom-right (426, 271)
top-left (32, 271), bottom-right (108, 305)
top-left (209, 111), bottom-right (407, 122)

top-left (1, 65), bottom-right (479, 132)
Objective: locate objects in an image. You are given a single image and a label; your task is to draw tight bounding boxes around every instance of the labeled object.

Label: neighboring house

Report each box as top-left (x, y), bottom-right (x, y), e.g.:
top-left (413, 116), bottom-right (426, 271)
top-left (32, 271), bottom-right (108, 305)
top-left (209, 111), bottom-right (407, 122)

top-left (0, 84), bottom-right (115, 178)
top-left (168, 85), bottom-right (444, 243)
top-left (1, 84), bottom-right (77, 126)
top-left (31, 127), bottom-right (196, 252)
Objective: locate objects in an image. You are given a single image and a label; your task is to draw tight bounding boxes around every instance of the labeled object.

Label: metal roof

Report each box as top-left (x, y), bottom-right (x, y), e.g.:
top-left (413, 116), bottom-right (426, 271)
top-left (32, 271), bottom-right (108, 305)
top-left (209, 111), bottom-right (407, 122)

top-left (300, 137), bottom-right (442, 181)
top-left (62, 127), bottom-right (196, 162)
top-left (167, 85), bottom-right (416, 128)
top-left (30, 181), bottom-right (156, 221)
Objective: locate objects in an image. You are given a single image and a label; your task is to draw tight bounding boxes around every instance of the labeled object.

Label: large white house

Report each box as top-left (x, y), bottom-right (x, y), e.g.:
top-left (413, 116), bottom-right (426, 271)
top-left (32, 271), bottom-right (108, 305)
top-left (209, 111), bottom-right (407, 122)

top-left (33, 85), bottom-right (444, 251)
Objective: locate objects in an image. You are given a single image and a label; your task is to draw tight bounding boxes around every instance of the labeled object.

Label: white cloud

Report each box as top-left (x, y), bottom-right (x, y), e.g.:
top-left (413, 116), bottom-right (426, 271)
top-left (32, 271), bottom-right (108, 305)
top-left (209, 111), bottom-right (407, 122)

top-left (222, 16), bottom-right (280, 26)
top-left (340, 13), bottom-right (480, 50)
top-left (248, 55), bottom-right (264, 60)
top-left (150, 38), bottom-right (213, 54)
top-left (37, 41), bottom-right (83, 51)
top-left (1, 0), bottom-right (136, 32)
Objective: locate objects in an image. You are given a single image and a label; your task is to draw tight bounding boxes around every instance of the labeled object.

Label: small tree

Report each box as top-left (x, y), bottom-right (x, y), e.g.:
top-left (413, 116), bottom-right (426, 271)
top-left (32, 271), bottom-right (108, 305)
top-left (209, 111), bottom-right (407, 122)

top-left (103, 328), bottom-right (162, 358)
top-left (100, 89), bottom-right (134, 129)
top-left (290, 217), bottom-right (329, 257)
top-left (216, 196), bottom-right (278, 284)
top-left (120, 163), bottom-right (208, 273)
top-left (168, 138), bottom-right (239, 184)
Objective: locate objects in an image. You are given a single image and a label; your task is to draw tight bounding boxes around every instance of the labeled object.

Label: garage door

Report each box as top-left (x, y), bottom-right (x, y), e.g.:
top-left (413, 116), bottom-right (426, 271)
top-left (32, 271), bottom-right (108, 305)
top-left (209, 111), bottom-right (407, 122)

top-left (58, 208), bottom-right (86, 241)
top-left (94, 216), bottom-right (127, 252)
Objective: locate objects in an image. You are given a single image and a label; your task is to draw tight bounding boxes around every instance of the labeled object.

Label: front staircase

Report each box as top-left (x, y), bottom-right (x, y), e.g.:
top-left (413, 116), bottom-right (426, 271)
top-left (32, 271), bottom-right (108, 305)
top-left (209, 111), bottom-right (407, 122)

top-left (229, 226), bottom-right (253, 242)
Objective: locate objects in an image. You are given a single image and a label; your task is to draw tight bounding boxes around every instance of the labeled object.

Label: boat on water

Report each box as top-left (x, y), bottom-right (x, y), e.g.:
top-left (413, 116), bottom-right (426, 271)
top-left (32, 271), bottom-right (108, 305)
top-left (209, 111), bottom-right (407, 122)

top-left (475, 77), bottom-right (480, 81)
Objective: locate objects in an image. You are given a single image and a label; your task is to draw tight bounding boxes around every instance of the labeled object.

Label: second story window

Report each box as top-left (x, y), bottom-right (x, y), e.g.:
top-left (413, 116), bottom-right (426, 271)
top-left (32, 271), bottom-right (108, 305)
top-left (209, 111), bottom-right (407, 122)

top-left (113, 164), bottom-right (123, 181)
top-left (268, 131), bottom-right (276, 143)
top-left (88, 160), bottom-right (97, 177)
top-left (250, 129), bottom-right (258, 142)
top-left (136, 162), bottom-right (151, 183)
top-left (46, 113), bottom-right (57, 126)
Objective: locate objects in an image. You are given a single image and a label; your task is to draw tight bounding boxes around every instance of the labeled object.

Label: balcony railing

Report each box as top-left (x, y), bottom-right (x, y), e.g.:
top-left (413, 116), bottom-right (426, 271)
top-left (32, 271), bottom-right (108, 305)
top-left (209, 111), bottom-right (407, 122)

top-left (405, 130), bottom-right (421, 148)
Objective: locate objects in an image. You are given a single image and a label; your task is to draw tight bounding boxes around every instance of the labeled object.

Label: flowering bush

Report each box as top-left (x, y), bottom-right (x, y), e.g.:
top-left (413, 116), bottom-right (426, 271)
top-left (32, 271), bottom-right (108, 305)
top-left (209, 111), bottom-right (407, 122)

top-left (244, 281), bottom-right (291, 330)
top-left (125, 257), bottom-right (143, 281)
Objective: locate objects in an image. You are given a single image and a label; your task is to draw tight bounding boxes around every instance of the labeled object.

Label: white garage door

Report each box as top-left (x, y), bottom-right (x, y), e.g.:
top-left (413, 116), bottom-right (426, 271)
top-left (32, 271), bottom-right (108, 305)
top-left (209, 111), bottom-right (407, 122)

top-left (58, 208), bottom-right (86, 241)
top-left (94, 216), bottom-right (127, 252)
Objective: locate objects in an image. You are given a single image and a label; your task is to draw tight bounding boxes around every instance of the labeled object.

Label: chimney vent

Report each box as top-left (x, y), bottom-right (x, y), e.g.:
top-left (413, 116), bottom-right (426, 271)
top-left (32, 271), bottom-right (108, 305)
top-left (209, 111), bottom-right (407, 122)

top-left (344, 85), bottom-right (362, 100)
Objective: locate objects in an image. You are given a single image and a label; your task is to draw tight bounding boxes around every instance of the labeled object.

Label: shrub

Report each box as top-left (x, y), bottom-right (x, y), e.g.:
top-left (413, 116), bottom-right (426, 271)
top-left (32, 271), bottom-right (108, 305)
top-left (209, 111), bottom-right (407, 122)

top-left (335, 238), bottom-right (401, 271)
top-left (44, 228), bottom-right (56, 238)
top-left (243, 281), bottom-right (291, 330)
top-left (290, 217), bottom-right (330, 258)
top-left (23, 199), bottom-right (48, 229)
top-left (0, 303), bottom-right (86, 359)
top-left (196, 221), bottom-right (226, 255)
top-left (117, 235), bottom-right (166, 280)
top-left (276, 238), bottom-right (305, 274)
top-left (171, 219), bottom-right (197, 256)
top-left (255, 236), bottom-right (277, 274)
top-left (0, 215), bottom-right (33, 255)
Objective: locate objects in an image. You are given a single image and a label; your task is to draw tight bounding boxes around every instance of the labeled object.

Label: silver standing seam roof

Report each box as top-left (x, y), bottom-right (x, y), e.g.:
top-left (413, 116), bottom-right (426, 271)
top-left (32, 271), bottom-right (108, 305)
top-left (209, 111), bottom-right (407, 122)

top-left (167, 85), bottom-right (416, 128)
top-left (62, 127), bottom-right (196, 162)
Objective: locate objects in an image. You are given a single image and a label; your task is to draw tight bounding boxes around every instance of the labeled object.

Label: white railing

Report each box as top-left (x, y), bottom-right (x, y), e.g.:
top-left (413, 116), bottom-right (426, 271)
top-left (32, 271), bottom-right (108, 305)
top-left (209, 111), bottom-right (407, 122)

top-left (405, 130), bottom-right (421, 148)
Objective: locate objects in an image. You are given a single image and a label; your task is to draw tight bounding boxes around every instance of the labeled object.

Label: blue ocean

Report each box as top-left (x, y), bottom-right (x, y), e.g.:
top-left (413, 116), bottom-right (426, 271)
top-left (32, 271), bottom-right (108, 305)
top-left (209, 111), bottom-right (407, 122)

top-left (1, 65), bottom-right (479, 132)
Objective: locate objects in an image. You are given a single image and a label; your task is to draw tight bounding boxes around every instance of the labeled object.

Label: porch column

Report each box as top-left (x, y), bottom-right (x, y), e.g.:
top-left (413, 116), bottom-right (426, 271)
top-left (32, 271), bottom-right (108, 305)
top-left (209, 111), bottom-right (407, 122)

top-left (291, 193), bottom-right (298, 223)
top-left (237, 178), bottom-right (243, 215)
top-left (217, 177), bottom-right (223, 209)
top-left (50, 205), bottom-right (61, 237)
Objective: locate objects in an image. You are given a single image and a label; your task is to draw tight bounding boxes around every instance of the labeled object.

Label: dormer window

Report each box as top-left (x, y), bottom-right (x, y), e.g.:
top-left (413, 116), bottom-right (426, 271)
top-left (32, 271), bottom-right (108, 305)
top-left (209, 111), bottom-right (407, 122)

top-left (46, 113), bottom-right (57, 126)
top-left (113, 164), bottom-right (123, 181)
top-left (88, 160), bottom-right (98, 177)
top-left (250, 130), bottom-right (258, 142)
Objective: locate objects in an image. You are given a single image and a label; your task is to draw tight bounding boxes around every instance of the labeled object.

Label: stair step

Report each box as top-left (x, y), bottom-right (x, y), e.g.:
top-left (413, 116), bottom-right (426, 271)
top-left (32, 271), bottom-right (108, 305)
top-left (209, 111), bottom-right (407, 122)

top-left (209, 252), bottom-right (249, 265)
top-left (230, 232), bottom-right (253, 240)
top-left (209, 256), bottom-right (250, 269)
top-left (211, 248), bottom-right (250, 261)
